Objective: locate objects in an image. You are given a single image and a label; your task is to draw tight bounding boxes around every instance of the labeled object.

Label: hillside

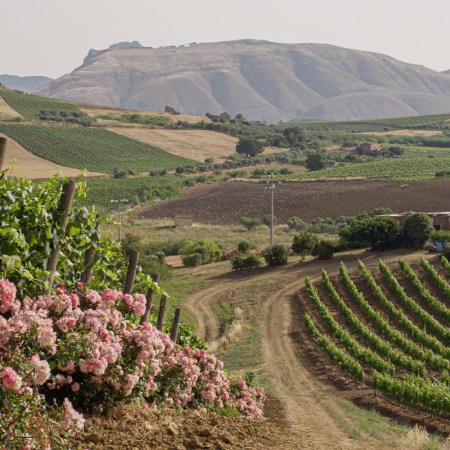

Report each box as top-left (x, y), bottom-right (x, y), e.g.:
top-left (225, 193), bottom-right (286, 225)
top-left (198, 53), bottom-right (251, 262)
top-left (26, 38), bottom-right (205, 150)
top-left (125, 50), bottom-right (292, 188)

top-left (0, 74), bottom-right (52, 92)
top-left (38, 40), bottom-right (450, 122)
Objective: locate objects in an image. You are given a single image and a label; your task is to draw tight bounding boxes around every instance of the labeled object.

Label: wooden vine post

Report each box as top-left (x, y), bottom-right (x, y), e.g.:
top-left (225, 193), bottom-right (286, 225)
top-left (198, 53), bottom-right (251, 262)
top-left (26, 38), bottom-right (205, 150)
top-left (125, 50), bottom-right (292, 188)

top-left (156, 294), bottom-right (168, 331)
top-left (123, 250), bottom-right (139, 294)
top-left (141, 273), bottom-right (160, 324)
top-left (46, 180), bottom-right (77, 293)
top-left (170, 308), bottom-right (181, 342)
top-left (0, 137), bottom-right (6, 171)
top-left (80, 247), bottom-right (95, 285)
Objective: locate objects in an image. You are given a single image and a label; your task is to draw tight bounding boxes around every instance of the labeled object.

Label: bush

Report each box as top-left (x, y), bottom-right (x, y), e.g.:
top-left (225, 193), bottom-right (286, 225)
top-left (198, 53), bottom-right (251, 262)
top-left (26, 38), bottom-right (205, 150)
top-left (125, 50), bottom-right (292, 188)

top-left (231, 254), bottom-right (262, 271)
top-left (287, 216), bottom-right (307, 231)
top-left (262, 214), bottom-right (277, 228)
top-left (237, 240), bottom-right (251, 254)
top-left (240, 216), bottom-right (261, 231)
top-left (431, 230), bottom-right (450, 243)
top-left (182, 252), bottom-right (203, 267)
top-left (262, 244), bottom-right (289, 266)
top-left (178, 240), bottom-right (222, 264)
top-left (292, 232), bottom-right (315, 260)
top-left (315, 239), bottom-right (335, 260)
top-left (403, 213), bottom-right (434, 248)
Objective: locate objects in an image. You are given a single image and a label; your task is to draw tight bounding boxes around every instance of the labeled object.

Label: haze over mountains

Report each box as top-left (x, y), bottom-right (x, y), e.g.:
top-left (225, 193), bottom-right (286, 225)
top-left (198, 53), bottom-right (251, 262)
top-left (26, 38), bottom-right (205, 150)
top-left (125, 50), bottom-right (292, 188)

top-left (0, 74), bottom-right (53, 93)
top-left (31, 40), bottom-right (450, 122)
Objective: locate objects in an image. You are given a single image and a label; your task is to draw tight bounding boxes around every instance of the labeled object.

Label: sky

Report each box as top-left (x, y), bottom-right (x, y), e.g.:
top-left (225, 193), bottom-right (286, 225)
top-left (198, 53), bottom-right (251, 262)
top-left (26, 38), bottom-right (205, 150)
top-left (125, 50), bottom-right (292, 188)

top-left (1, 0), bottom-right (449, 78)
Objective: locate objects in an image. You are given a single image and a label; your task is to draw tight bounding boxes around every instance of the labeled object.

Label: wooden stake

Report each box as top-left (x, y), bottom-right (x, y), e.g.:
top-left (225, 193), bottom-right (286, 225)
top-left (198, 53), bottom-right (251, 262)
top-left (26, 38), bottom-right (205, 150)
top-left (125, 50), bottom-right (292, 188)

top-left (141, 273), bottom-right (160, 324)
top-left (46, 180), bottom-right (77, 292)
top-left (123, 250), bottom-right (139, 294)
top-left (156, 294), bottom-right (168, 331)
top-left (170, 308), bottom-right (181, 342)
top-left (81, 247), bottom-right (95, 285)
top-left (0, 137), bottom-right (6, 171)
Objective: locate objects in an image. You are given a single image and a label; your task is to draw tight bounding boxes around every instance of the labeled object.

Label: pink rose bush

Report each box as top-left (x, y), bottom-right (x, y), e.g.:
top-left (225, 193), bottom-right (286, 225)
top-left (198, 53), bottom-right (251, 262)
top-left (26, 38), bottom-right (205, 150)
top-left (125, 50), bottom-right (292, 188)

top-left (0, 279), bottom-right (265, 448)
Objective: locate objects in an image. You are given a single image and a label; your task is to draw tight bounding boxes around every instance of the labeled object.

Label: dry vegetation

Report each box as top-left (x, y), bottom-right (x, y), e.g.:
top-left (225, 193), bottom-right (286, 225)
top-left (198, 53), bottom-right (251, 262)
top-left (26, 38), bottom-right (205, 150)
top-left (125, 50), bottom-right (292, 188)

top-left (0, 97), bottom-right (21, 120)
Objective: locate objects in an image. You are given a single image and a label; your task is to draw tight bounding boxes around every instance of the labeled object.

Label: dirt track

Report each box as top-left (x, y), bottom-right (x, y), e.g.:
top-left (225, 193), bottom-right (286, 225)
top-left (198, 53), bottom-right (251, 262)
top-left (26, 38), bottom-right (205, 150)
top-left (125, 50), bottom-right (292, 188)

top-left (139, 178), bottom-right (450, 224)
top-left (184, 250), bottom-right (432, 449)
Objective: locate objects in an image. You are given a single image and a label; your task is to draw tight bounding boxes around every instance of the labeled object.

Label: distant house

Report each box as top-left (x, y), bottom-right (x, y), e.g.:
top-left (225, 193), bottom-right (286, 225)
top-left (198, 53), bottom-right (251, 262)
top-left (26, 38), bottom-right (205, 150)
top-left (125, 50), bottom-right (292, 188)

top-left (382, 212), bottom-right (450, 231)
top-left (355, 142), bottom-right (382, 155)
top-left (174, 214), bottom-right (193, 228)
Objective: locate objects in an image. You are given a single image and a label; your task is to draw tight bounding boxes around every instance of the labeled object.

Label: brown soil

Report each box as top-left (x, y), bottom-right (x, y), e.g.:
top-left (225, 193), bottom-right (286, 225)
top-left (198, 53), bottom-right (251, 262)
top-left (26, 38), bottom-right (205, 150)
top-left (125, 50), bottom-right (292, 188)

top-left (0, 133), bottom-right (104, 179)
top-left (139, 178), bottom-right (450, 225)
top-left (70, 402), bottom-right (304, 449)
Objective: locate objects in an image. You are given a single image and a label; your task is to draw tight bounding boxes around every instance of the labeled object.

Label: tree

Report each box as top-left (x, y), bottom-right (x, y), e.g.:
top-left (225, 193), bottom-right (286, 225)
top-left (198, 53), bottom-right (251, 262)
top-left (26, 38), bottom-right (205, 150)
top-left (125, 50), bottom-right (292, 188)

top-left (340, 216), bottom-right (401, 251)
top-left (237, 240), bottom-right (251, 254)
top-left (287, 216), bottom-right (307, 231)
top-left (305, 151), bottom-right (326, 171)
top-left (315, 239), bottom-right (335, 260)
top-left (404, 213), bottom-right (434, 248)
top-left (292, 232), bottom-right (315, 260)
top-left (262, 244), bottom-right (289, 266)
top-left (262, 214), bottom-right (277, 228)
top-left (240, 216), bottom-right (261, 231)
top-left (236, 138), bottom-right (265, 158)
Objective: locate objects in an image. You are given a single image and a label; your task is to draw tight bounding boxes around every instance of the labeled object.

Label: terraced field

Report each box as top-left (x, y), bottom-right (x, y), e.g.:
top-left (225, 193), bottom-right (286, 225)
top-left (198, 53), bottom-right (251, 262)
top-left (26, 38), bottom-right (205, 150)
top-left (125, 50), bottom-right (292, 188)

top-left (0, 89), bottom-right (80, 120)
top-left (299, 257), bottom-right (450, 420)
top-left (0, 123), bottom-right (195, 174)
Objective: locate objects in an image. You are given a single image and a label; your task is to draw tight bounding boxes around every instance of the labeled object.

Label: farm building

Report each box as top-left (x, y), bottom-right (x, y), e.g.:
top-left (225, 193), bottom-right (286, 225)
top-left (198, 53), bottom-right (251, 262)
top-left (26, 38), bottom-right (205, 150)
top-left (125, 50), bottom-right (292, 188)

top-left (174, 214), bottom-right (193, 228)
top-left (382, 212), bottom-right (450, 230)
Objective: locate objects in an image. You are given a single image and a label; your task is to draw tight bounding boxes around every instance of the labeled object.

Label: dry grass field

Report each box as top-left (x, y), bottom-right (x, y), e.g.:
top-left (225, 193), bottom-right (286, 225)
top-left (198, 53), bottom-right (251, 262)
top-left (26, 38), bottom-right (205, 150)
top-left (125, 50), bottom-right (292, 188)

top-left (0, 133), bottom-right (104, 179)
top-left (0, 97), bottom-right (21, 120)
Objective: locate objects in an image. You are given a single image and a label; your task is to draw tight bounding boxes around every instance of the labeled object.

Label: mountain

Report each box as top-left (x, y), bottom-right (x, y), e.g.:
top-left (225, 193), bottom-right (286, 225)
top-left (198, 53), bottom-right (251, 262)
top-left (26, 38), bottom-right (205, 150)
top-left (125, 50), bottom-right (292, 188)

top-left (0, 74), bottom-right (53, 93)
top-left (108, 41), bottom-right (143, 49)
top-left (37, 40), bottom-right (450, 122)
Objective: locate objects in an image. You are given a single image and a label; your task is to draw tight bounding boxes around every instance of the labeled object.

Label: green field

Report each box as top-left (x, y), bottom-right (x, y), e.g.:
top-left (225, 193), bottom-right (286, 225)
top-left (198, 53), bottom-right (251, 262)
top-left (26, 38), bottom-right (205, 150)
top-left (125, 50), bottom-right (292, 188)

top-left (290, 113), bottom-right (450, 132)
top-left (0, 89), bottom-right (81, 120)
top-left (0, 123), bottom-right (195, 174)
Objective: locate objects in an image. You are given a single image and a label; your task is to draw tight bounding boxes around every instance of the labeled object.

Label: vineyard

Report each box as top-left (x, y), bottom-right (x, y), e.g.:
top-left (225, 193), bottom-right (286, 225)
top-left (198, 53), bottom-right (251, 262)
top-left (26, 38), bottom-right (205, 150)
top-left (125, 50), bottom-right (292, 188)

top-left (0, 89), bottom-right (81, 120)
top-left (0, 123), bottom-right (195, 174)
top-left (300, 257), bottom-right (450, 420)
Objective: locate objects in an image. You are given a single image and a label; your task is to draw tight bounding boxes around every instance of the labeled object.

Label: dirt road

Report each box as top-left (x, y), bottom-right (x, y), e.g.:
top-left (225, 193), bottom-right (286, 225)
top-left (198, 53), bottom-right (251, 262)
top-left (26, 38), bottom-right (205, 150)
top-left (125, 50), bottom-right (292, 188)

top-left (183, 250), bottom-right (430, 449)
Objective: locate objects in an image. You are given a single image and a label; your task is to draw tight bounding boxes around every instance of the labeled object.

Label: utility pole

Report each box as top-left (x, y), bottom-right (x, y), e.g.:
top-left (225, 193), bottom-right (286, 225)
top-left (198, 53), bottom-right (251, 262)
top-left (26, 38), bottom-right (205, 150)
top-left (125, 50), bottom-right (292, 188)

top-left (265, 173), bottom-right (280, 247)
top-left (110, 197), bottom-right (129, 243)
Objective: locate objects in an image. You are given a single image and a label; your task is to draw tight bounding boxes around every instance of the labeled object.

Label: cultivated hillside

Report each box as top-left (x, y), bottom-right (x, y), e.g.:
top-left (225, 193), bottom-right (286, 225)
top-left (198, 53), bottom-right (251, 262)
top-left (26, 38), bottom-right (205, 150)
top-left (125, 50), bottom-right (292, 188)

top-left (38, 40), bottom-right (450, 122)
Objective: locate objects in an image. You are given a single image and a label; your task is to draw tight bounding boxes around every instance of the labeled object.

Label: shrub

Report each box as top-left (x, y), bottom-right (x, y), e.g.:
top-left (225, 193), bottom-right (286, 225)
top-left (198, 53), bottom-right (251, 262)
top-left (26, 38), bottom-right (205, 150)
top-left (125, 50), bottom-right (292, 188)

top-left (262, 244), bottom-right (289, 266)
top-left (403, 213), bottom-right (434, 248)
top-left (262, 214), bottom-right (278, 228)
top-left (231, 254), bottom-right (262, 271)
top-left (178, 240), bottom-right (222, 264)
top-left (287, 216), bottom-right (307, 231)
top-left (237, 240), bottom-right (251, 254)
top-left (182, 253), bottom-right (203, 267)
top-left (292, 232), bottom-right (315, 260)
top-left (315, 239), bottom-right (335, 260)
top-left (431, 230), bottom-right (450, 243)
top-left (240, 216), bottom-right (261, 231)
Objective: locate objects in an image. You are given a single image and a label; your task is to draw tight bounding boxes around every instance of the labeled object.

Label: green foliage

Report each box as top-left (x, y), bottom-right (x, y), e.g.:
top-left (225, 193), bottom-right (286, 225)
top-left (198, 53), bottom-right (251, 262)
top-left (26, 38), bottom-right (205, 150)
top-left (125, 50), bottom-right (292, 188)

top-left (240, 216), bottom-right (261, 231)
top-left (315, 239), bottom-right (335, 260)
top-left (287, 216), bottom-right (307, 231)
top-left (96, 112), bottom-right (171, 126)
top-left (0, 123), bottom-right (194, 174)
top-left (237, 240), bottom-right (251, 254)
top-left (262, 244), bottom-right (289, 266)
top-left (305, 151), bottom-right (326, 171)
top-left (231, 254), bottom-right (262, 271)
top-left (235, 137), bottom-right (265, 158)
top-left (403, 213), bottom-right (434, 248)
top-left (291, 232), bottom-right (315, 260)
top-left (182, 252), bottom-right (203, 267)
top-left (0, 89), bottom-right (81, 120)
top-left (340, 216), bottom-right (401, 250)
top-left (262, 214), bottom-right (277, 228)
top-left (178, 240), bottom-right (222, 265)
top-left (0, 172), bottom-right (154, 297)
top-left (431, 230), bottom-right (450, 243)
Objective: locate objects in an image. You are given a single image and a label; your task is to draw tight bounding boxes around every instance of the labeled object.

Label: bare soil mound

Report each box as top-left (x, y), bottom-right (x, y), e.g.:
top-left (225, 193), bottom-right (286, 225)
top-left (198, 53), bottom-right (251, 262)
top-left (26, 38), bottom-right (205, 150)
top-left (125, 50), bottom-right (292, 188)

top-left (70, 403), bottom-right (305, 449)
top-left (139, 178), bottom-right (450, 224)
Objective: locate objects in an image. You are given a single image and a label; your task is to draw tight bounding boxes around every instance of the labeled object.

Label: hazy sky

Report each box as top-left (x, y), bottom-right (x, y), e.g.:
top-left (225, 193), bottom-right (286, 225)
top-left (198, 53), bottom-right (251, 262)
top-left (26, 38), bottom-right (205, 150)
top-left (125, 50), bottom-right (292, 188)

top-left (1, 0), bottom-right (449, 78)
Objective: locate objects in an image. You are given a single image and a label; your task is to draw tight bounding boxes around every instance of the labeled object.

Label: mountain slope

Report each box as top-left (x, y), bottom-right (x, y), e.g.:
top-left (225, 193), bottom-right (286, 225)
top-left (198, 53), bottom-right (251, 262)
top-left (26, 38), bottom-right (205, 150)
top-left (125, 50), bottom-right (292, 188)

top-left (0, 74), bottom-right (53, 93)
top-left (38, 40), bottom-right (450, 122)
